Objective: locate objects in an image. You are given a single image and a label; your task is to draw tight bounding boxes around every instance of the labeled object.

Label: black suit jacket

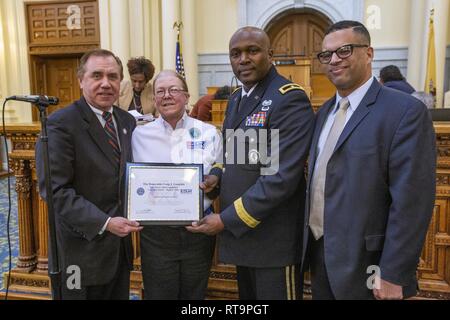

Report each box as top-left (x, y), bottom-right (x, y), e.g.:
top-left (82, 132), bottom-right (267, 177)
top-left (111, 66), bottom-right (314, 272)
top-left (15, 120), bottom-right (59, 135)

top-left (303, 79), bottom-right (436, 299)
top-left (217, 67), bottom-right (315, 267)
top-left (36, 97), bottom-right (136, 286)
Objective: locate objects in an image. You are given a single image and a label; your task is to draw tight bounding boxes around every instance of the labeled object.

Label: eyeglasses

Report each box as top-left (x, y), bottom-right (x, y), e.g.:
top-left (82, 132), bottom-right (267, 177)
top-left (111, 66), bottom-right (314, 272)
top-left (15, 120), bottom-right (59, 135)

top-left (155, 87), bottom-right (186, 98)
top-left (317, 44), bottom-right (369, 64)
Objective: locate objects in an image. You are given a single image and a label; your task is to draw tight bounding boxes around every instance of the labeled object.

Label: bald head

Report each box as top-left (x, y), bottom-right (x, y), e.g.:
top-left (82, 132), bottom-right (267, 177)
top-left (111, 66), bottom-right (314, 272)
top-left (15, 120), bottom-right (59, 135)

top-left (230, 27), bottom-right (271, 50)
top-left (229, 26), bottom-right (273, 89)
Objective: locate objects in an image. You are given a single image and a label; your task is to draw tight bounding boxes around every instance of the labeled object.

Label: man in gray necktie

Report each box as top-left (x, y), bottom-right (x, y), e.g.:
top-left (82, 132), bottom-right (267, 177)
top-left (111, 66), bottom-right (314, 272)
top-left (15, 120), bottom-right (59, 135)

top-left (309, 97), bottom-right (349, 239)
top-left (303, 20), bottom-right (435, 301)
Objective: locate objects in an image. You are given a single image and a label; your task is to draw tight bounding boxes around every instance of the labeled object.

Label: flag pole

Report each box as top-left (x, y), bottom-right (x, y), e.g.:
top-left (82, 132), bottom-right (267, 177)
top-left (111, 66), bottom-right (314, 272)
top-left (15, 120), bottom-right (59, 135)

top-left (424, 7), bottom-right (436, 106)
top-left (173, 21), bottom-right (186, 78)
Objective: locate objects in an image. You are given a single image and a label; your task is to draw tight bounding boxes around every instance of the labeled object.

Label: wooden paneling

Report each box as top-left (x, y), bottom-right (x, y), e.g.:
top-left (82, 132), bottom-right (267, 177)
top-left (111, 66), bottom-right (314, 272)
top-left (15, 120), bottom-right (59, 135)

top-left (45, 57), bottom-right (81, 113)
top-left (311, 73), bottom-right (335, 108)
top-left (26, 0), bottom-right (99, 48)
top-left (275, 58), bottom-right (313, 99)
top-left (25, 1), bottom-right (99, 121)
top-left (417, 123), bottom-right (450, 299)
top-left (30, 56), bottom-right (82, 120)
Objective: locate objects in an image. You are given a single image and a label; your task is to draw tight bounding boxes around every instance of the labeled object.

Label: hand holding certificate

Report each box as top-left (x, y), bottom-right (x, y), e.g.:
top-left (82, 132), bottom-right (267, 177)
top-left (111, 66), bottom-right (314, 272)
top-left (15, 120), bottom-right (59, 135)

top-left (125, 163), bottom-right (203, 225)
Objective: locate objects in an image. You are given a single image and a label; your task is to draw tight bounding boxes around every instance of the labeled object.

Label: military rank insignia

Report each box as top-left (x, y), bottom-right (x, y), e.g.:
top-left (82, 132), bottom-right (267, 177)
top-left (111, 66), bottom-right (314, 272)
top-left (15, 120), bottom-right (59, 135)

top-left (245, 112), bottom-right (267, 127)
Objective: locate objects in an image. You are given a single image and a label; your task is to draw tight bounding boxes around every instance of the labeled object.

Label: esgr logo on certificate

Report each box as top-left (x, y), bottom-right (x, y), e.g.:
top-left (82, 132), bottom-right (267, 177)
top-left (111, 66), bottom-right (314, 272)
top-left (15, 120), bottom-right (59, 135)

top-left (180, 189), bottom-right (193, 194)
top-left (136, 187), bottom-right (145, 196)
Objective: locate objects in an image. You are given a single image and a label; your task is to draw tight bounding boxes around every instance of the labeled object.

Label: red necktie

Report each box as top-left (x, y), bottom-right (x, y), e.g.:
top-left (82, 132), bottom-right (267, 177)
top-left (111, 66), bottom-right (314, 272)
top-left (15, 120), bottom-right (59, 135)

top-left (102, 111), bottom-right (121, 165)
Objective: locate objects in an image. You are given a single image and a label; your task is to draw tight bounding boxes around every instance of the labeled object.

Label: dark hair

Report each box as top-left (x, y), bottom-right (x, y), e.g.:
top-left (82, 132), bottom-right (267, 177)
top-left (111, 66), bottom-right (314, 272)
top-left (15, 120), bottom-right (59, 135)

top-left (153, 70), bottom-right (189, 93)
top-left (214, 86), bottom-right (232, 100)
top-left (127, 56), bottom-right (155, 81)
top-left (77, 49), bottom-right (123, 80)
top-left (379, 65), bottom-right (404, 83)
top-left (325, 20), bottom-right (371, 45)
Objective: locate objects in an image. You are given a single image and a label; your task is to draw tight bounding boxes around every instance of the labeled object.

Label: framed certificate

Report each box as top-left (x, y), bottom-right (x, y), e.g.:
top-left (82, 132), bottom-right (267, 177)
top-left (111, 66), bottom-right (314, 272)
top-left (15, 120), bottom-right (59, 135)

top-left (125, 163), bottom-right (204, 225)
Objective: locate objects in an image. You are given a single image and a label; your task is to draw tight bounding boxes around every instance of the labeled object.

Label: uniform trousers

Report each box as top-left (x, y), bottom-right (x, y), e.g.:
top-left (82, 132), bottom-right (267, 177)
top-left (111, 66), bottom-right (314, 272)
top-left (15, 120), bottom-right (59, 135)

top-left (236, 264), bottom-right (302, 300)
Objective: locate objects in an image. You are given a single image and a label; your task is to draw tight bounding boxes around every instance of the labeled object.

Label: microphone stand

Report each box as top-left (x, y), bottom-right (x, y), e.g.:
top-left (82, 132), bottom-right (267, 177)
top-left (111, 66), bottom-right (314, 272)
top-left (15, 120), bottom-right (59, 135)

top-left (35, 97), bottom-right (61, 300)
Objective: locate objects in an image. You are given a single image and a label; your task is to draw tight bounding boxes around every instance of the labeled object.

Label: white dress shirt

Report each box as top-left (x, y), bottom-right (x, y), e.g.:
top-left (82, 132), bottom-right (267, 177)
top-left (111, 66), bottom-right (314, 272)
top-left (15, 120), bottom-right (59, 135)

top-left (132, 112), bottom-right (223, 210)
top-left (242, 84), bottom-right (257, 98)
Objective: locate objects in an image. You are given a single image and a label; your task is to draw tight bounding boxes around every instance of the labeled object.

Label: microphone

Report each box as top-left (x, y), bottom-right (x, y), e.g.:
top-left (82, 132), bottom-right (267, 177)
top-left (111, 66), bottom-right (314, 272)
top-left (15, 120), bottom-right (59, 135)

top-left (7, 95), bottom-right (59, 105)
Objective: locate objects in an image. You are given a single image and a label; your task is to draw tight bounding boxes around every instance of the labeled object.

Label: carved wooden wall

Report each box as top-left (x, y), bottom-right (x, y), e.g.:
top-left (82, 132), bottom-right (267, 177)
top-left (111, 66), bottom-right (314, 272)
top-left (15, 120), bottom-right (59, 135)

top-left (1, 123), bottom-right (448, 300)
top-left (26, 0), bottom-right (100, 54)
top-left (417, 123), bottom-right (450, 299)
top-left (25, 0), bottom-right (100, 121)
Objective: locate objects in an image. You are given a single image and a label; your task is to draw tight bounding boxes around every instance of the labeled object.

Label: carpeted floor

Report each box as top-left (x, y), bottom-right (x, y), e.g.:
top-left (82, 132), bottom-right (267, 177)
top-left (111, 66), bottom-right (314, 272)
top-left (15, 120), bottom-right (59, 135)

top-left (0, 176), bottom-right (19, 290)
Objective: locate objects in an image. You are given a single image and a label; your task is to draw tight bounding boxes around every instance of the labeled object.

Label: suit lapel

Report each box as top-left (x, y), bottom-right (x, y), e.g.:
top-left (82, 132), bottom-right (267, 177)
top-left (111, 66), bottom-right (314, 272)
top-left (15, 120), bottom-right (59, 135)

top-left (78, 97), bottom-right (119, 169)
top-left (333, 80), bottom-right (381, 152)
top-left (113, 108), bottom-right (130, 177)
top-left (223, 94), bottom-right (239, 139)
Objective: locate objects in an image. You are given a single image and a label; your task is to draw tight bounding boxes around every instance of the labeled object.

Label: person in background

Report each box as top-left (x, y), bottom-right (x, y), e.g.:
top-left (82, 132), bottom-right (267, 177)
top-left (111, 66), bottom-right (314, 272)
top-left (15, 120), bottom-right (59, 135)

top-left (132, 70), bottom-right (222, 300)
top-left (379, 65), bottom-right (415, 94)
top-left (118, 56), bottom-right (157, 116)
top-left (190, 86), bottom-right (232, 122)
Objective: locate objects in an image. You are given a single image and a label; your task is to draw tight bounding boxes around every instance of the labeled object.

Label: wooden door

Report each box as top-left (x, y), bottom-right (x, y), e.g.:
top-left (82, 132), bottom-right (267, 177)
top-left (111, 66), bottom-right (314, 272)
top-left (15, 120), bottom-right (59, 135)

top-left (266, 11), bottom-right (335, 105)
top-left (31, 56), bottom-right (81, 120)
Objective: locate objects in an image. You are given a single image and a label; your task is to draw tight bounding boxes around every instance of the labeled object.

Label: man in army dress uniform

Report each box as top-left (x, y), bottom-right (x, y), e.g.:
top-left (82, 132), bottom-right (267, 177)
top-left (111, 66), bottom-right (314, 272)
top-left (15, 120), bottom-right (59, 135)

top-left (187, 26), bottom-right (315, 299)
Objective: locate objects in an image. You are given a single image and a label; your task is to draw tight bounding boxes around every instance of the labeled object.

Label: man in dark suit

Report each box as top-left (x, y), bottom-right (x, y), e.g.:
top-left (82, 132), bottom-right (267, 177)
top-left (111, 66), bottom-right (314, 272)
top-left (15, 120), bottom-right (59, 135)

top-left (303, 20), bottom-right (436, 300)
top-left (188, 27), bottom-right (315, 299)
top-left (36, 49), bottom-right (142, 300)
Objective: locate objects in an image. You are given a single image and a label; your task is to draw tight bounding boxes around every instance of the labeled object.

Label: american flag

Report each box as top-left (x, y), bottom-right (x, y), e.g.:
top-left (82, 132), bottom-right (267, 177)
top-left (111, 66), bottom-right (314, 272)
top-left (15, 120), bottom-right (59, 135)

top-left (175, 34), bottom-right (185, 78)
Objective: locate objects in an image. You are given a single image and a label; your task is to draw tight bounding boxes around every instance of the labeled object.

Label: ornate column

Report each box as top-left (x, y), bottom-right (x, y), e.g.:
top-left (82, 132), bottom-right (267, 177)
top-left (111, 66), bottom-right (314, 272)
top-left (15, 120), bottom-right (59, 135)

top-left (161, 0), bottom-right (180, 69)
top-left (128, 0), bottom-right (144, 58)
top-left (0, 0), bottom-right (26, 123)
top-left (109, 0), bottom-right (131, 67)
top-left (181, 0), bottom-right (199, 103)
top-left (406, 0), bottom-right (426, 90)
top-left (430, 0), bottom-right (450, 108)
top-left (30, 160), bottom-right (48, 273)
top-left (146, 0), bottom-right (162, 73)
top-left (9, 157), bottom-right (37, 272)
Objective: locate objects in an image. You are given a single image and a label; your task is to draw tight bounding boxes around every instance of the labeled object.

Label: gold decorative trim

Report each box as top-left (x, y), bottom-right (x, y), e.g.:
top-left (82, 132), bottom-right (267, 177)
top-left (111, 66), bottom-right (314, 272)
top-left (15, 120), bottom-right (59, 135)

top-left (234, 198), bottom-right (260, 228)
top-left (279, 83), bottom-right (305, 95)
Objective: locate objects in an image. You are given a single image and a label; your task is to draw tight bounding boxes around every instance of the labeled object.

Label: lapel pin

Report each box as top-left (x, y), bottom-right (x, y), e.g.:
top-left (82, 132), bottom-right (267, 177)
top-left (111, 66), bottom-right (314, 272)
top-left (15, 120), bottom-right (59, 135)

top-left (123, 128), bottom-right (127, 135)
